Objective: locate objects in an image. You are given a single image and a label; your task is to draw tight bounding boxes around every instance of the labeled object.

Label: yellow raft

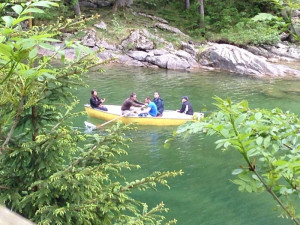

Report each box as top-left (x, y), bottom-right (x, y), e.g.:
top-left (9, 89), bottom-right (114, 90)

top-left (84, 104), bottom-right (204, 126)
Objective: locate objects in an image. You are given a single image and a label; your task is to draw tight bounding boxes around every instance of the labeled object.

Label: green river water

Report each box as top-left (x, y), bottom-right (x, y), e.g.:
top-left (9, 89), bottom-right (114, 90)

top-left (75, 65), bottom-right (300, 225)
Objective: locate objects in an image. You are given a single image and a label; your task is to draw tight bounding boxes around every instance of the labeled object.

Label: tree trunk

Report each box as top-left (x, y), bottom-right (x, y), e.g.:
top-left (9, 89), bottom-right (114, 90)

top-left (198, 0), bottom-right (205, 28)
top-left (113, 0), bottom-right (133, 12)
top-left (74, 0), bottom-right (81, 17)
top-left (32, 106), bottom-right (39, 141)
top-left (185, 0), bottom-right (190, 10)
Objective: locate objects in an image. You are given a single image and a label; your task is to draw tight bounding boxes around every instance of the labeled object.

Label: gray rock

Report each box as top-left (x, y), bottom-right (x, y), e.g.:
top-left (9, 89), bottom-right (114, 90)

top-left (200, 43), bottom-right (300, 77)
top-left (97, 50), bottom-right (117, 61)
top-left (117, 54), bottom-right (146, 67)
top-left (246, 43), bottom-right (300, 61)
top-left (82, 29), bottom-right (97, 47)
top-left (175, 50), bottom-right (198, 67)
top-left (181, 42), bottom-right (199, 57)
top-left (121, 29), bottom-right (155, 51)
top-left (146, 54), bottom-right (190, 70)
top-left (96, 40), bottom-right (117, 50)
top-left (138, 12), bottom-right (168, 24)
top-left (280, 32), bottom-right (289, 41)
top-left (167, 55), bottom-right (190, 70)
top-left (154, 23), bottom-right (189, 37)
top-left (79, 1), bottom-right (97, 8)
top-left (126, 50), bottom-right (149, 61)
top-left (151, 49), bottom-right (169, 56)
top-left (95, 0), bottom-right (113, 7)
top-left (94, 21), bottom-right (107, 30)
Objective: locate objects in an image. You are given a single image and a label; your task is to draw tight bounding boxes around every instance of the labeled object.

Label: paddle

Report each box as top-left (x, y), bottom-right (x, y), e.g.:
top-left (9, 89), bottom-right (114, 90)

top-left (96, 114), bottom-right (126, 128)
top-left (84, 113), bottom-right (129, 130)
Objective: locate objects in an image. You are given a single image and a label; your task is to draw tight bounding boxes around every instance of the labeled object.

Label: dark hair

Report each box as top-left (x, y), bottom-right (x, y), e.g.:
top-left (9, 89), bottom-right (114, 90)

top-left (91, 90), bottom-right (96, 95)
top-left (145, 97), bottom-right (151, 101)
top-left (130, 92), bottom-right (136, 98)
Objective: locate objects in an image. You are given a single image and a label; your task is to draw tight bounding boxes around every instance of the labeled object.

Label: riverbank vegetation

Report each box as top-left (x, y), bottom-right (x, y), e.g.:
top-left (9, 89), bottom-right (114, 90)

top-left (0, 1), bottom-right (181, 224)
top-left (33, 0), bottom-right (300, 46)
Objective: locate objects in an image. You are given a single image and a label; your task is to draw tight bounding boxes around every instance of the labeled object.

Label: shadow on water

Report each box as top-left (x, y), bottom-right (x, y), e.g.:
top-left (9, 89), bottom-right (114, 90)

top-left (73, 65), bottom-right (300, 225)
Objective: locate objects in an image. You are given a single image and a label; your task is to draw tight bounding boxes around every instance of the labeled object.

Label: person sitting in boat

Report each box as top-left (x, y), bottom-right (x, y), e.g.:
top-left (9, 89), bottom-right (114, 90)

top-left (138, 97), bottom-right (158, 117)
top-left (90, 90), bottom-right (108, 111)
top-left (176, 96), bottom-right (194, 115)
top-left (121, 92), bottom-right (145, 116)
top-left (153, 91), bottom-right (164, 117)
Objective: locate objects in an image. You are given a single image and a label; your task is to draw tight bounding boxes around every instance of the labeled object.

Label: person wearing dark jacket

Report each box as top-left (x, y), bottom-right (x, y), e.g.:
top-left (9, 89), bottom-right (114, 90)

top-left (153, 92), bottom-right (164, 117)
top-left (177, 96), bottom-right (194, 115)
top-left (121, 92), bottom-right (145, 116)
top-left (90, 90), bottom-right (108, 111)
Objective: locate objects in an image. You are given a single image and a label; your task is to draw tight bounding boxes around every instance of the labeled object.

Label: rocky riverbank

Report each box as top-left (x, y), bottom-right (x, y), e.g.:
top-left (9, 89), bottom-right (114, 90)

top-left (39, 18), bottom-right (300, 78)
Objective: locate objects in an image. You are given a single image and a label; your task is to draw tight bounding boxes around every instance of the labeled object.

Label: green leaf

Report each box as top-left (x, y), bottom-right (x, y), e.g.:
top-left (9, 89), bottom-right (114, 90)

top-left (12, 5), bottom-right (23, 15)
top-left (256, 136), bottom-right (263, 146)
top-left (235, 114), bottom-right (247, 126)
top-left (220, 129), bottom-right (229, 138)
top-left (0, 43), bottom-right (13, 57)
top-left (31, 1), bottom-right (59, 8)
top-left (39, 43), bottom-right (56, 50)
top-left (12, 16), bottom-right (33, 26)
top-left (273, 160), bottom-right (287, 166)
top-left (263, 136), bottom-right (271, 149)
top-left (252, 13), bottom-right (279, 22)
top-left (20, 40), bottom-right (36, 50)
top-left (29, 47), bottom-right (38, 59)
top-left (232, 169), bottom-right (243, 175)
top-left (2, 16), bottom-right (13, 27)
top-left (21, 8), bottom-right (45, 15)
top-left (255, 112), bottom-right (262, 120)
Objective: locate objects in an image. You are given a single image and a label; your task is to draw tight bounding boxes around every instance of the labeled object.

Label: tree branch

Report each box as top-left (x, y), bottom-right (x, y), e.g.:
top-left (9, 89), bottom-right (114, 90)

top-left (1, 96), bottom-right (25, 152)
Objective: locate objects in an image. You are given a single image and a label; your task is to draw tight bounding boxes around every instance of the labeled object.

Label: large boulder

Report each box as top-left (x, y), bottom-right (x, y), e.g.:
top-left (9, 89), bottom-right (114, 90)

top-left (199, 43), bottom-right (300, 77)
top-left (120, 29), bottom-right (155, 51)
top-left (81, 29), bottom-right (97, 47)
top-left (146, 54), bottom-right (190, 70)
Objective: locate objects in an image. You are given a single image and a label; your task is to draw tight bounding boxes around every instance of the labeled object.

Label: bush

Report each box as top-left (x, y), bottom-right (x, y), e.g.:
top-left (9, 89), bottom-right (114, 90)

top-left (212, 20), bottom-right (281, 46)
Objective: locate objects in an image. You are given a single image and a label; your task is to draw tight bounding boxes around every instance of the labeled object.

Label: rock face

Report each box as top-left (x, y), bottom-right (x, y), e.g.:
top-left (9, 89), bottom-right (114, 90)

top-left (119, 29), bottom-right (198, 70)
top-left (199, 43), bottom-right (300, 77)
top-left (39, 25), bottom-right (300, 78)
top-left (246, 42), bottom-right (300, 61)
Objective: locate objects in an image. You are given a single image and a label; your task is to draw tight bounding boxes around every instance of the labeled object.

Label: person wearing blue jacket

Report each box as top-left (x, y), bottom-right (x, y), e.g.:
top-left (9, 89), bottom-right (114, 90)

top-left (153, 92), bottom-right (164, 117)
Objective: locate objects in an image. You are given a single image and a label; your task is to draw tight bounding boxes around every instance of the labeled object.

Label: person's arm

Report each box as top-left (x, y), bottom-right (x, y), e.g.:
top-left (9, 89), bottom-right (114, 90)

top-left (131, 99), bottom-right (144, 107)
top-left (179, 103), bottom-right (186, 113)
top-left (133, 99), bottom-right (144, 105)
top-left (157, 99), bottom-right (164, 114)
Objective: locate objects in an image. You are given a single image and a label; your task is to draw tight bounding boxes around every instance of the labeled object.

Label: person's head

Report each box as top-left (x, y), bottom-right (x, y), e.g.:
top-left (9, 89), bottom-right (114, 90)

top-left (145, 97), bottom-right (151, 103)
top-left (181, 96), bottom-right (188, 102)
top-left (91, 90), bottom-right (97, 96)
top-left (154, 92), bottom-right (160, 99)
top-left (130, 92), bottom-right (137, 99)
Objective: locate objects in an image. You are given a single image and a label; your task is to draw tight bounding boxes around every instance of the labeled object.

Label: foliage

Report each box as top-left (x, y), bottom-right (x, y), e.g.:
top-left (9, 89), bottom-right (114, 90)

top-left (0, 1), bottom-right (181, 224)
top-left (174, 97), bottom-right (300, 224)
top-left (132, 0), bottom-right (293, 45)
top-left (270, 0), bottom-right (300, 40)
top-left (215, 19), bottom-right (281, 46)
